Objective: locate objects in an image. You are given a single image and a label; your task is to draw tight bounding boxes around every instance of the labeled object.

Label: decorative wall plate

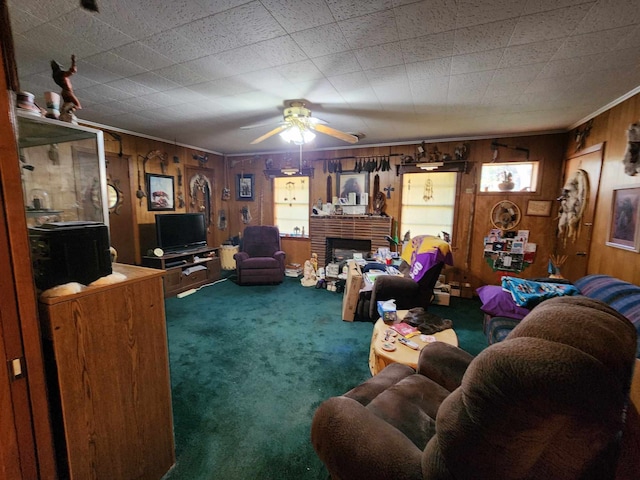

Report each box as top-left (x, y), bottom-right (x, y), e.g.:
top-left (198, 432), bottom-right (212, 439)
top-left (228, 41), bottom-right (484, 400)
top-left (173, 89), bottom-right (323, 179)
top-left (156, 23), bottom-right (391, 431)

top-left (490, 200), bottom-right (521, 230)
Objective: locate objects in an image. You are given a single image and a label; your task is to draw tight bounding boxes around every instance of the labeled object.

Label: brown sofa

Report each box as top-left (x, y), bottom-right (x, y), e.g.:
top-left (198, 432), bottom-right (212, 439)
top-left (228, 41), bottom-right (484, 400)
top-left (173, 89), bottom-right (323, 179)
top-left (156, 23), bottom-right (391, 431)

top-left (311, 296), bottom-right (640, 479)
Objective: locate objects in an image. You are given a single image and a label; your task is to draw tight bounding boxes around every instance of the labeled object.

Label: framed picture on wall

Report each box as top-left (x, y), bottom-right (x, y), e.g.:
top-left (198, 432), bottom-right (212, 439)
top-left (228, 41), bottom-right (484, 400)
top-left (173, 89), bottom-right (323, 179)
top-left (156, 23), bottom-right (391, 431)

top-left (146, 173), bottom-right (175, 211)
top-left (606, 186), bottom-right (640, 252)
top-left (236, 173), bottom-right (254, 201)
top-left (336, 172), bottom-right (369, 204)
top-left (526, 199), bottom-right (552, 216)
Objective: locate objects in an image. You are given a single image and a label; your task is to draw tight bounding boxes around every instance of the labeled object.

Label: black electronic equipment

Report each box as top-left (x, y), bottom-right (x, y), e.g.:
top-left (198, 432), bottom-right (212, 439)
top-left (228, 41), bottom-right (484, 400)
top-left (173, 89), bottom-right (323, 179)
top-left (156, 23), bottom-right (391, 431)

top-left (29, 221), bottom-right (112, 290)
top-left (155, 213), bottom-right (207, 253)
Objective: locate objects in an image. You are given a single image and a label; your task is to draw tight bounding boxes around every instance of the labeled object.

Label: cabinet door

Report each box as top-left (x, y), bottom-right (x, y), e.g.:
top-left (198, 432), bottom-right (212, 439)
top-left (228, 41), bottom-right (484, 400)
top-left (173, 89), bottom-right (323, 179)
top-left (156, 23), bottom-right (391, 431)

top-left (46, 275), bottom-right (174, 479)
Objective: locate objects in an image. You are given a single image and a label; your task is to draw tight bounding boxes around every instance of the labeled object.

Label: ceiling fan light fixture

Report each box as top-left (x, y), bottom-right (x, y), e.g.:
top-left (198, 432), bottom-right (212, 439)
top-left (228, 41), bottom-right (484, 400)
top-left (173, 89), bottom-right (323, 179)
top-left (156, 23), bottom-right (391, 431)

top-left (417, 162), bottom-right (444, 171)
top-left (279, 125), bottom-right (315, 145)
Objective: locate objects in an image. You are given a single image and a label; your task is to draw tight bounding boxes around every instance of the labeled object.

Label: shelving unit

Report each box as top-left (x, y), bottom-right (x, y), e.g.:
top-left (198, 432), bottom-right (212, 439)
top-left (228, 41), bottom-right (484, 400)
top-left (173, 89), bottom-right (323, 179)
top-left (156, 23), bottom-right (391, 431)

top-left (142, 246), bottom-right (221, 298)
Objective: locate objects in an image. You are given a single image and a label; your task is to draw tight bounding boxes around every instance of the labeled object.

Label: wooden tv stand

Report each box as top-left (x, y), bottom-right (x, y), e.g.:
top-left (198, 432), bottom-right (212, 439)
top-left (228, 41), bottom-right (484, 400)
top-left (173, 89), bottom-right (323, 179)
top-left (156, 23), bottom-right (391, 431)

top-left (142, 246), bottom-right (221, 298)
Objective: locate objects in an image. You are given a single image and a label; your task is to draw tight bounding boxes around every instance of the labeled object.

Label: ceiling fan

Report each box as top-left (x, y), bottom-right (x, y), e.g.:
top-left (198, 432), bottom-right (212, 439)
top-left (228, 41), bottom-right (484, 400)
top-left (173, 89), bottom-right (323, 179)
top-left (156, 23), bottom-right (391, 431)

top-left (247, 101), bottom-right (359, 145)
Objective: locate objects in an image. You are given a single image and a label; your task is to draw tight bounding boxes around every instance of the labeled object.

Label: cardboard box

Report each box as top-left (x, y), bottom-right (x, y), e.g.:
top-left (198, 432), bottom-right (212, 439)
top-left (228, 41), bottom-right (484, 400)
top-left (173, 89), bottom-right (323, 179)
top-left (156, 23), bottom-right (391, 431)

top-left (432, 291), bottom-right (451, 306)
top-left (341, 260), bottom-right (363, 321)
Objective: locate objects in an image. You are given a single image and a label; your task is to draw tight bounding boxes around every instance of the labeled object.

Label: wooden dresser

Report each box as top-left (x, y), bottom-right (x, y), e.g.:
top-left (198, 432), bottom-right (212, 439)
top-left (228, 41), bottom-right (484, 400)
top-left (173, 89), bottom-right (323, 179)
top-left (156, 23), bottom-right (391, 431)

top-left (38, 264), bottom-right (175, 479)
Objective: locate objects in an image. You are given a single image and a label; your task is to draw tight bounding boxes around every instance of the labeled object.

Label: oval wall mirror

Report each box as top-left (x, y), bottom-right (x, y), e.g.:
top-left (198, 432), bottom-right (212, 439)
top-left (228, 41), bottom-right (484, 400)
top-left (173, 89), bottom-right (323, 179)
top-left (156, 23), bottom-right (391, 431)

top-left (107, 179), bottom-right (124, 214)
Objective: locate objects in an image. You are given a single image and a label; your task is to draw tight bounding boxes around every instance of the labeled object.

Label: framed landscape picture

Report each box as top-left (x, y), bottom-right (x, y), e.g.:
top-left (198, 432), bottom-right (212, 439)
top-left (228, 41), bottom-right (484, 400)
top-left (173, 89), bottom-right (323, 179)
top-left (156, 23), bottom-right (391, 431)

top-left (146, 173), bottom-right (175, 211)
top-left (236, 173), bottom-right (254, 201)
top-left (606, 186), bottom-right (640, 252)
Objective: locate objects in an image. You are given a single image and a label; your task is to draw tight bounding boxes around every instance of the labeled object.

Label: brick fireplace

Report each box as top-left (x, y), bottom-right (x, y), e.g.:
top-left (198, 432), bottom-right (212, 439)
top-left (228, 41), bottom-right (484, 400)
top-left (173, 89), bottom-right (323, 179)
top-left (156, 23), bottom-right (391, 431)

top-left (309, 215), bottom-right (393, 267)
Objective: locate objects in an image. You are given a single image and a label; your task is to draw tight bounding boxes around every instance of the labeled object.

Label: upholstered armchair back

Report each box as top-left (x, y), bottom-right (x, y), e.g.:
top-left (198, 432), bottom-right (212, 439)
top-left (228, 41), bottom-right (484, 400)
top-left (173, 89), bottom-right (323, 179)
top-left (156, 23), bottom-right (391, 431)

top-left (241, 225), bottom-right (281, 257)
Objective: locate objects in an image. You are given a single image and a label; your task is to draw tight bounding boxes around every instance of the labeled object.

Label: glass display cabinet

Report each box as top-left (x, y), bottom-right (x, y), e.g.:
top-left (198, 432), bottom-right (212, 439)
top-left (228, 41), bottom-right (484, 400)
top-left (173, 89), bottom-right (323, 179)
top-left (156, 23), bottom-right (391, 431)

top-left (16, 110), bottom-right (109, 228)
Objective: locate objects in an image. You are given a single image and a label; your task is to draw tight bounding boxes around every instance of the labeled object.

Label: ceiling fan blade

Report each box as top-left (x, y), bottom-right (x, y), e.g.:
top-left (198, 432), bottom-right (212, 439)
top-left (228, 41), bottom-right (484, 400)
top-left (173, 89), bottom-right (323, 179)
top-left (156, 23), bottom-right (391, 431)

top-left (241, 120), bottom-right (284, 130)
top-left (312, 123), bottom-right (359, 144)
top-left (250, 125), bottom-right (288, 144)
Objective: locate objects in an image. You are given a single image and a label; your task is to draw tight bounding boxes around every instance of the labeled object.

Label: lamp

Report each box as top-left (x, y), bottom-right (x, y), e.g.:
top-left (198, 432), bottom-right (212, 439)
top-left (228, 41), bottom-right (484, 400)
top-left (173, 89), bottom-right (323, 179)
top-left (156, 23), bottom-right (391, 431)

top-left (416, 162), bottom-right (444, 171)
top-left (279, 124), bottom-right (316, 145)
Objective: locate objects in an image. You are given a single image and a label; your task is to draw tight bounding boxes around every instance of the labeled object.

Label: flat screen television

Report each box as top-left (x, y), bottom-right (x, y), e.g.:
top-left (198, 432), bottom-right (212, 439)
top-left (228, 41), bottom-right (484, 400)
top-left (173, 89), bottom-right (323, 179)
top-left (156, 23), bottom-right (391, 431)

top-left (155, 213), bottom-right (207, 253)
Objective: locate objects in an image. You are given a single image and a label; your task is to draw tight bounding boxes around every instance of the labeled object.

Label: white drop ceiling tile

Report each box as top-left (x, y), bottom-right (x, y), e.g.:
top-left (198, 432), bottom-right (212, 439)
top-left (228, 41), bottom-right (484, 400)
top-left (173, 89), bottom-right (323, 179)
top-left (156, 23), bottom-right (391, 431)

top-left (450, 49), bottom-right (504, 75)
top-left (212, 45), bottom-right (272, 75)
top-left (401, 31), bottom-right (455, 63)
top-left (355, 43), bottom-right (404, 70)
top-left (490, 63), bottom-right (545, 84)
top-left (595, 47), bottom-right (640, 70)
top-left (293, 79), bottom-right (342, 101)
top-left (136, 91), bottom-right (188, 108)
top-left (455, 0), bottom-right (527, 29)
top-left (484, 80), bottom-right (532, 97)
top-left (523, 0), bottom-right (595, 15)
top-left (110, 96), bottom-right (163, 114)
top-left (106, 78), bottom-right (159, 97)
top-left (410, 76), bottom-right (450, 100)
top-left (151, 64), bottom-right (207, 86)
top-left (140, 30), bottom-right (210, 64)
top-left (616, 24), bottom-right (640, 48)
top-left (162, 87), bottom-right (210, 105)
top-left (260, 0), bottom-right (335, 33)
top-left (405, 58), bottom-right (452, 81)
top-left (276, 60), bottom-right (325, 83)
top-left (194, 0), bottom-right (257, 16)
top-left (110, 42), bottom-right (174, 72)
top-left (173, 17), bottom-right (245, 55)
top-left (135, 0), bottom-right (210, 29)
top-left (28, 23), bottom-right (102, 60)
top-left (326, 0), bottom-right (394, 21)
top-left (73, 61), bottom-right (124, 84)
top-left (128, 72), bottom-right (181, 92)
top-left (291, 24), bottom-right (351, 58)
top-left (55, 10), bottom-right (135, 51)
top-left (449, 71), bottom-right (494, 92)
top-left (372, 84), bottom-right (413, 105)
top-left (78, 83), bottom-right (135, 103)
top-left (183, 56), bottom-right (234, 81)
top-left (573, 0), bottom-right (640, 35)
top-left (7, 0), bottom-right (77, 23)
top-left (339, 10), bottom-right (399, 49)
top-left (215, 2), bottom-right (286, 44)
top-left (13, 40), bottom-right (52, 76)
top-left (328, 72), bottom-right (370, 92)
top-left (339, 87), bottom-right (380, 105)
top-left (95, 0), bottom-right (167, 38)
top-left (312, 51), bottom-right (363, 76)
top-left (499, 39), bottom-right (564, 68)
top-left (83, 51), bottom-right (147, 78)
top-left (187, 78), bottom-right (254, 98)
top-left (509, 4), bottom-right (592, 46)
top-left (252, 36), bottom-right (308, 67)
top-left (19, 74), bottom-right (57, 99)
top-left (7, 7), bottom-right (46, 35)
top-left (525, 75), bottom-right (574, 94)
top-left (395, 0), bottom-right (458, 39)
top-left (536, 54), bottom-right (601, 78)
top-left (365, 65), bottom-right (409, 88)
top-left (553, 25), bottom-right (637, 59)
top-left (453, 19), bottom-right (517, 55)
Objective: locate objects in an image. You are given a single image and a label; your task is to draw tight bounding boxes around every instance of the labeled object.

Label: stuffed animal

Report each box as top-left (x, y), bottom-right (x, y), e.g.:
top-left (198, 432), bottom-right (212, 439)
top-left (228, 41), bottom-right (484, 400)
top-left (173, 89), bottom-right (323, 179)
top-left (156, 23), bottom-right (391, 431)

top-left (622, 122), bottom-right (640, 176)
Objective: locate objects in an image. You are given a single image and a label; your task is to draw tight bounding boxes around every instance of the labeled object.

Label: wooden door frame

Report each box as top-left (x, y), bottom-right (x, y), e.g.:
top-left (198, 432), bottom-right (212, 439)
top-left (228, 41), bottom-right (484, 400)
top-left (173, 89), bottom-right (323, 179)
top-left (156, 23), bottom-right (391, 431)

top-left (1, 25), bottom-right (57, 479)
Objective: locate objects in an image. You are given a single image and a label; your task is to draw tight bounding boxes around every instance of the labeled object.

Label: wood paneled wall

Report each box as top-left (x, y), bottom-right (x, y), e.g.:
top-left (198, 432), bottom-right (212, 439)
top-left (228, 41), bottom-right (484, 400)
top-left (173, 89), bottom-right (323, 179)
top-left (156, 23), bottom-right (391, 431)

top-left (566, 92), bottom-right (640, 285)
top-left (95, 127), bottom-right (573, 287)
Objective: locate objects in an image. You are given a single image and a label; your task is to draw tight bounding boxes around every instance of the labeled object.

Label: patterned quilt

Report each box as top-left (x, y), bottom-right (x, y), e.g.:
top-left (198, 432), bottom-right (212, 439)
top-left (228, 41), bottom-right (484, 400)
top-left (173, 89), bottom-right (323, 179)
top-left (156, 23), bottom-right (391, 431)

top-left (501, 276), bottom-right (580, 309)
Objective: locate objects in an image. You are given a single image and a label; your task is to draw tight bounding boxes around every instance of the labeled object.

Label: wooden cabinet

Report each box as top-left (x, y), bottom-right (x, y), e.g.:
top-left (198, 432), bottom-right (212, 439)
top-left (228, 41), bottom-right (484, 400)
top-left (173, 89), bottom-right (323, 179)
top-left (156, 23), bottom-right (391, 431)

top-left (142, 246), bottom-right (221, 298)
top-left (38, 264), bottom-right (175, 479)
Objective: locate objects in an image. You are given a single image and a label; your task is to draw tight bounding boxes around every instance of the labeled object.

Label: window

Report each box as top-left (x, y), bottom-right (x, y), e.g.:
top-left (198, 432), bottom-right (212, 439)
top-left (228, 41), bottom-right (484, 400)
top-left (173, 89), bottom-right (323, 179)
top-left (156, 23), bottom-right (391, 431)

top-left (400, 172), bottom-right (457, 240)
top-left (479, 161), bottom-right (539, 192)
top-left (274, 176), bottom-right (309, 236)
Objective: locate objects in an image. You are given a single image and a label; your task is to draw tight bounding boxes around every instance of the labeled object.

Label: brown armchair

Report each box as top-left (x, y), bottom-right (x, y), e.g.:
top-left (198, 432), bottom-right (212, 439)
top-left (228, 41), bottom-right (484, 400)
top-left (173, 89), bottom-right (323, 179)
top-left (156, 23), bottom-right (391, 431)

top-left (233, 226), bottom-right (285, 285)
top-left (311, 296), bottom-right (639, 479)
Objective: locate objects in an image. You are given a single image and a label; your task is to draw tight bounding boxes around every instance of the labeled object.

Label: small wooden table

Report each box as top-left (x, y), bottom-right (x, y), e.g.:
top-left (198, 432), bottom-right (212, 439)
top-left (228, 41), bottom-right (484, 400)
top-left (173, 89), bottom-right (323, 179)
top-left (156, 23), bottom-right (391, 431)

top-left (368, 311), bottom-right (458, 375)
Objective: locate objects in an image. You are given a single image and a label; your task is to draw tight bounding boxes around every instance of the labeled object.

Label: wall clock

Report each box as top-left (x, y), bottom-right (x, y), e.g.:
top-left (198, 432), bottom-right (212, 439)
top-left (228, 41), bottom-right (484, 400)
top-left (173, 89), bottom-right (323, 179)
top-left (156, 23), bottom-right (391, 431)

top-left (491, 200), bottom-right (521, 230)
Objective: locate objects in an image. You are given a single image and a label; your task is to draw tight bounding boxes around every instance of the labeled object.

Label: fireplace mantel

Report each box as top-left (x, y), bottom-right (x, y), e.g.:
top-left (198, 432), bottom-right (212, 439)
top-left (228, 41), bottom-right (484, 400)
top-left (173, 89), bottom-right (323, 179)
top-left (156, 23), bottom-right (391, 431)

top-left (310, 215), bottom-right (392, 267)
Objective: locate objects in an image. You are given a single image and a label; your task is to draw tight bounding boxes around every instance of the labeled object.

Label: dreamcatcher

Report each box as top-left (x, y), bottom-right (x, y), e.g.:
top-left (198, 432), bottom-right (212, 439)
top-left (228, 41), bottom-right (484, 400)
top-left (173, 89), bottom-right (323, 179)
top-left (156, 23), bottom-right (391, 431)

top-left (189, 173), bottom-right (212, 228)
top-left (557, 169), bottom-right (588, 245)
top-left (284, 181), bottom-right (296, 206)
top-left (423, 177), bottom-right (433, 201)
top-left (490, 200), bottom-right (521, 231)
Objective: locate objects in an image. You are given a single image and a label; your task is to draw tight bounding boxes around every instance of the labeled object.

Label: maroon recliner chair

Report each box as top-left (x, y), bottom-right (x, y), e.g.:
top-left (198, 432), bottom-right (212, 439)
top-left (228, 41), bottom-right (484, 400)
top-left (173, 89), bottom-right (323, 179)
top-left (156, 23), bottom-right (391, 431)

top-left (234, 226), bottom-right (285, 285)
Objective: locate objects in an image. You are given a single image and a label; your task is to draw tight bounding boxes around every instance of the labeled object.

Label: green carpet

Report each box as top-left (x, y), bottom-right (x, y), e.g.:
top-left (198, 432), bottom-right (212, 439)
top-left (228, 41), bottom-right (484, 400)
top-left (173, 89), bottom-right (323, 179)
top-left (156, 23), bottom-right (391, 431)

top-left (161, 277), bottom-right (486, 479)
